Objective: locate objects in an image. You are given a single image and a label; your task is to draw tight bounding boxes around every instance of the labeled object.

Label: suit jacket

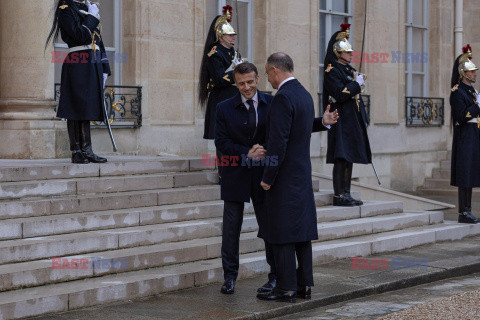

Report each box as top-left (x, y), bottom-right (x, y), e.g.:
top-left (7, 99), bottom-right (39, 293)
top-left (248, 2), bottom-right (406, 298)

top-left (262, 79), bottom-right (318, 244)
top-left (450, 81), bottom-right (480, 187)
top-left (215, 91), bottom-right (274, 204)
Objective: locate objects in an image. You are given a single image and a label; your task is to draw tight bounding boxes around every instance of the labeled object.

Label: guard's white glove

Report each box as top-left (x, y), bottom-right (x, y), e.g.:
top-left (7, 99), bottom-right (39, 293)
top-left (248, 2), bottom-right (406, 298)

top-left (86, 1), bottom-right (100, 18)
top-left (476, 93), bottom-right (480, 106)
top-left (355, 73), bottom-right (365, 87)
top-left (103, 73), bottom-right (108, 88)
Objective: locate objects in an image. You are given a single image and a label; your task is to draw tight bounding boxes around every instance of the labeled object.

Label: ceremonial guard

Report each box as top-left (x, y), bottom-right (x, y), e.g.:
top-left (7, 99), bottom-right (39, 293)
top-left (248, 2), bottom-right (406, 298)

top-left (450, 45), bottom-right (480, 224)
top-left (46, 0), bottom-right (110, 163)
top-left (198, 6), bottom-right (242, 176)
top-left (323, 24), bottom-right (371, 206)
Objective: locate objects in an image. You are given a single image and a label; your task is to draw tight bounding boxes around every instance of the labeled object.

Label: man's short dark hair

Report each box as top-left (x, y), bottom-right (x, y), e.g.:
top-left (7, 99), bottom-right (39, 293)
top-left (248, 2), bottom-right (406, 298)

top-left (233, 62), bottom-right (258, 79)
top-left (267, 52), bottom-right (294, 73)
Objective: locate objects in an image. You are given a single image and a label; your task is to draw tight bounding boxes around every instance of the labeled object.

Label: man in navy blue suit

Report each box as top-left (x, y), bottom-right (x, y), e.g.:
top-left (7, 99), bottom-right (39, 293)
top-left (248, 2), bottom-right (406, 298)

top-left (258, 52), bottom-right (338, 302)
top-left (215, 62), bottom-right (277, 295)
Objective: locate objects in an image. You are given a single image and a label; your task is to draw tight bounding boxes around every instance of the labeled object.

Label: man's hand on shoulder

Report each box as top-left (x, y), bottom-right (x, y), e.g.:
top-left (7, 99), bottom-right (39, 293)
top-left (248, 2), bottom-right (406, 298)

top-left (322, 104), bottom-right (339, 126)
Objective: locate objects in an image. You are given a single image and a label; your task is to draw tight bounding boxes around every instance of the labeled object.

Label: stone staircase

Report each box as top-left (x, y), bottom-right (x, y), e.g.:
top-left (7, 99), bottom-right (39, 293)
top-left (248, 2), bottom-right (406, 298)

top-left (418, 152), bottom-right (480, 197)
top-left (0, 157), bottom-right (479, 320)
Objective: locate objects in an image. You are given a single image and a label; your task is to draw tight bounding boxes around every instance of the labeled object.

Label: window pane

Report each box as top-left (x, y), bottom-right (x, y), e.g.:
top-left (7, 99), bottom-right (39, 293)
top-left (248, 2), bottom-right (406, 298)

top-left (412, 0), bottom-right (424, 25)
top-left (319, 0), bottom-right (326, 10)
top-left (332, 15), bottom-right (348, 32)
top-left (319, 13), bottom-right (326, 61)
top-left (99, 0), bottom-right (115, 47)
top-left (412, 28), bottom-right (424, 72)
top-left (332, 0), bottom-right (348, 14)
top-left (226, 0), bottom-right (249, 60)
top-left (412, 74), bottom-right (423, 97)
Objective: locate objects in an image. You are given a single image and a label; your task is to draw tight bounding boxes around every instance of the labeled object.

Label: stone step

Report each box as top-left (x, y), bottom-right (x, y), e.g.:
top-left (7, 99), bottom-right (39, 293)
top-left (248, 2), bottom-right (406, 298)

top-left (0, 171), bottom-right (219, 200)
top-left (0, 158), bottom-right (207, 183)
top-left (431, 168), bottom-right (450, 180)
top-left (0, 221), bottom-right (476, 320)
top-left (316, 201), bottom-right (404, 222)
top-left (0, 209), bottom-right (436, 267)
top-left (0, 184), bottom-right (329, 222)
top-left (440, 160), bottom-right (451, 170)
top-left (423, 178), bottom-right (454, 190)
top-left (0, 210), bottom-right (441, 292)
top-left (0, 185), bottom-right (221, 220)
top-left (418, 188), bottom-right (480, 197)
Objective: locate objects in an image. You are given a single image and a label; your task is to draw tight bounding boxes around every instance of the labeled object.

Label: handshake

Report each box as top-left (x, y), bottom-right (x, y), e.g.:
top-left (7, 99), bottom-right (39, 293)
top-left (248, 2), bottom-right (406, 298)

top-left (248, 144), bottom-right (266, 161)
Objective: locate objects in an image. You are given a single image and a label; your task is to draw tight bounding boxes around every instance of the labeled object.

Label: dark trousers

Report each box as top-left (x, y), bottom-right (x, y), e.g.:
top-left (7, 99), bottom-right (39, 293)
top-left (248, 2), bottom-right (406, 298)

top-left (333, 159), bottom-right (353, 195)
top-left (221, 201), bottom-right (276, 281)
top-left (272, 241), bottom-right (314, 291)
top-left (458, 187), bottom-right (473, 213)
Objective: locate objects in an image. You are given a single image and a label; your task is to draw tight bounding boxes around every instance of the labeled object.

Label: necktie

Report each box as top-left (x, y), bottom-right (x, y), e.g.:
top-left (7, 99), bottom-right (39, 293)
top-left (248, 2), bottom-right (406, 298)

top-left (247, 99), bottom-right (256, 139)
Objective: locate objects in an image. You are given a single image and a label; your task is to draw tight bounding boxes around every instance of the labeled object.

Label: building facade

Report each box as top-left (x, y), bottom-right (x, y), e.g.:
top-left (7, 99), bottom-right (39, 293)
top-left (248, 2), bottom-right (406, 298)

top-left (0, 0), bottom-right (479, 192)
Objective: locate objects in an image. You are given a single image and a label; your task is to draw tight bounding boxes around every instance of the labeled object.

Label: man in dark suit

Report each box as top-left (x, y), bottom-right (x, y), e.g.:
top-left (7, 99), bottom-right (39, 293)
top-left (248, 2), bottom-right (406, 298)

top-left (258, 52), bottom-right (337, 302)
top-left (215, 62), bottom-right (277, 295)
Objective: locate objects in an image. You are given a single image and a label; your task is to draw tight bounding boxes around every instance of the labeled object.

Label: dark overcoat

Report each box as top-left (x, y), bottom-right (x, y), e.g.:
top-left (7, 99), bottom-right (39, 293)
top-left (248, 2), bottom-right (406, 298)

top-left (324, 61), bottom-right (371, 164)
top-left (262, 79), bottom-right (318, 244)
top-left (56, 1), bottom-right (111, 121)
top-left (204, 44), bottom-right (239, 139)
top-left (450, 81), bottom-right (480, 187)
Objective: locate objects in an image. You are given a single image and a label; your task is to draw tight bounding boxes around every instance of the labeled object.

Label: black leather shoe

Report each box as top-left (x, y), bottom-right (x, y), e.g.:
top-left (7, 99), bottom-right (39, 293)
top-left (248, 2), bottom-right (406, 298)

top-left (332, 194), bottom-right (356, 207)
top-left (220, 279), bottom-right (235, 294)
top-left (257, 278), bottom-right (276, 293)
top-left (71, 151), bottom-right (89, 164)
top-left (458, 211), bottom-right (478, 224)
top-left (297, 286), bottom-right (311, 299)
top-left (83, 152), bottom-right (108, 163)
top-left (344, 193), bottom-right (363, 206)
top-left (257, 288), bottom-right (296, 302)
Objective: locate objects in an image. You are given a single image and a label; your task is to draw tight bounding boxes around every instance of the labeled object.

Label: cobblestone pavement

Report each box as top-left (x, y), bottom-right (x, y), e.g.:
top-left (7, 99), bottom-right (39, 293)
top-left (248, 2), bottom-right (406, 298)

top-left (274, 273), bottom-right (480, 320)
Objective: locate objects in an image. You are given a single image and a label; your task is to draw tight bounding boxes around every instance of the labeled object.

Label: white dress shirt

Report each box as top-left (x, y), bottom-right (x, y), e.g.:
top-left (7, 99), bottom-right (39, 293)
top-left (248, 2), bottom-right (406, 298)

top-left (278, 77), bottom-right (295, 91)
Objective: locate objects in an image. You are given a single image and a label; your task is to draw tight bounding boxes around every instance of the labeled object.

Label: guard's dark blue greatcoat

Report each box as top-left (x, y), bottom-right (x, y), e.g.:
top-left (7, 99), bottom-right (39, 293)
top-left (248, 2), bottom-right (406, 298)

top-left (262, 79), bottom-right (318, 244)
top-left (324, 61), bottom-right (371, 164)
top-left (204, 45), bottom-right (239, 139)
top-left (57, 1), bottom-right (111, 121)
top-left (450, 81), bottom-right (480, 187)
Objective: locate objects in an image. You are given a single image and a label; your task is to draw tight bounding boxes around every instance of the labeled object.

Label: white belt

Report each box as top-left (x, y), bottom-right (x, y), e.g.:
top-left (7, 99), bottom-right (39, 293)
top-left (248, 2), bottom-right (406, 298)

top-left (467, 118), bottom-right (479, 124)
top-left (69, 45), bottom-right (92, 53)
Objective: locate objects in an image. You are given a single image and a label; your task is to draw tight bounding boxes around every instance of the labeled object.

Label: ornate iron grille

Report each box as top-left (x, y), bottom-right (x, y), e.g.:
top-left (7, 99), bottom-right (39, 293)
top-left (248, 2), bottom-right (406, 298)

top-left (405, 97), bottom-right (444, 127)
top-left (54, 84), bottom-right (142, 128)
top-left (318, 93), bottom-right (371, 126)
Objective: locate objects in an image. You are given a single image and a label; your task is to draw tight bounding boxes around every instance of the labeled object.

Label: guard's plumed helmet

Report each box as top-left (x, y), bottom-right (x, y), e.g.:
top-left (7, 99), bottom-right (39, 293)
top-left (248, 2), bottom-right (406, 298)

top-left (333, 23), bottom-right (353, 57)
top-left (459, 44), bottom-right (478, 75)
top-left (215, 5), bottom-right (236, 42)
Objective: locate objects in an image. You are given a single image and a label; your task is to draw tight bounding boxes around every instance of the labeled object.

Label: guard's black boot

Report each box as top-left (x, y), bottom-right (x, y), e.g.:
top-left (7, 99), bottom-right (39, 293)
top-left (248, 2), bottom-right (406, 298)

top-left (458, 211), bottom-right (478, 224)
top-left (67, 120), bottom-right (88, 164)
top-left (80, 121), bottom-right (107, 163)
top-left (333, 193), bottom-right (356, 206)
top-left (343, 162), bottom-right (363, 205)
top-left (344, 192), bottom-right (363, 206)
top-left (297, 286), bottom-right (311, 299)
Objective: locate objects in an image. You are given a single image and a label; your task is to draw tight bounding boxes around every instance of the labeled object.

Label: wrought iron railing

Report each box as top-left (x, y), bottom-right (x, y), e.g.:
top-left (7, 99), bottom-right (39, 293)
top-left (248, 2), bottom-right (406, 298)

top-left (405, 97), bottom-right (444, 127)
top-left (54, 84), bottom-right (142, 128)
top-left (318, 93), bottom-right (371, 125)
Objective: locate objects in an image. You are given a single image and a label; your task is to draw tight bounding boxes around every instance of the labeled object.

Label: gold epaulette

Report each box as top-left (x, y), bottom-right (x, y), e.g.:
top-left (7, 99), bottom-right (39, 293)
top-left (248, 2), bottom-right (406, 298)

top-left (207, 46), bottom-right (217, 58)
top-left (325, 64), bottom-right (333, 73)
top-left (451, 84), bottom-right (459, 92)
top-left (59, 4), bottom-right (68, 9)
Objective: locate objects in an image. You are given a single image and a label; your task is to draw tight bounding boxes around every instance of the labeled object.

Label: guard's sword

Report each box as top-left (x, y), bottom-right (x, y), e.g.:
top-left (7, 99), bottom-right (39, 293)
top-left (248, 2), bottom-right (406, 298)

top-left (371, 160), bottom-right (381, 185)
top-left (102, 92), bottom-right (118, 152)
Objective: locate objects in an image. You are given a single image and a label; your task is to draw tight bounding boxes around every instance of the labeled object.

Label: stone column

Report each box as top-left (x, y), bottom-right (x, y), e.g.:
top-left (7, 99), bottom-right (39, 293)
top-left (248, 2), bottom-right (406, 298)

top-left (0, 0), bottom-right (66, 159)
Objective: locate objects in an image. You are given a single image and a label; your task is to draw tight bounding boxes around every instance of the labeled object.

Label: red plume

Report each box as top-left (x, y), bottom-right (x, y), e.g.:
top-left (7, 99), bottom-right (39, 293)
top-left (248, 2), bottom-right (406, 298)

top-left (223, 5), bottom-right (233, 22)
top-left (340, 23), bottom-right (351, 32)
top-left (463, 44), bottom-right (472, 54)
